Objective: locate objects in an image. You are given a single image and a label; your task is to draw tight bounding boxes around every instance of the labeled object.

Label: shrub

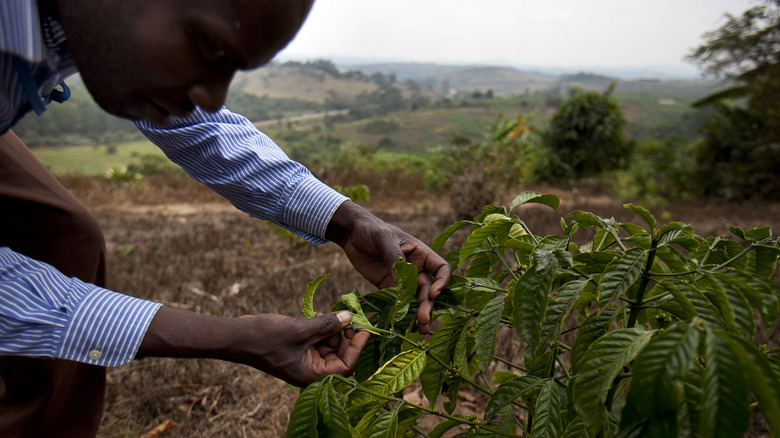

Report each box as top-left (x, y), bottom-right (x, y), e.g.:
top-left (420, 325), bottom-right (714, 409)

top-left (543, 83), bottom-right (632, 181)
top-left (290, 192), bottom-right (780, 437)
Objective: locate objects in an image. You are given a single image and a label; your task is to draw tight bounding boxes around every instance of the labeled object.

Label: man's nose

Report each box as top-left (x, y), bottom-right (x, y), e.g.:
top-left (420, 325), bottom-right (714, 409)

top-left (186, 74), bottom-right (232, 113)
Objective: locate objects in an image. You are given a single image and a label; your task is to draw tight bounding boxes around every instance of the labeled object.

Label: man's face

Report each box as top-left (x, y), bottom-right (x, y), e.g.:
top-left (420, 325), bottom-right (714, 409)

top-left (56, 0), bottom-right (313, 126)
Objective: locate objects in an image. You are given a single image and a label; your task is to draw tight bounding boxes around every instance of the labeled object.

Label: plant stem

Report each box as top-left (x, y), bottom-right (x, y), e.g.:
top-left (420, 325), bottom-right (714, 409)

top-left (627, 239), bottom-right (658, 329)
top-left (494, 356), bottom-right (527, 372)
top-left (495, 249), bottom-right (519, 281)
top-left (333, 375), bottom-right (521, 437)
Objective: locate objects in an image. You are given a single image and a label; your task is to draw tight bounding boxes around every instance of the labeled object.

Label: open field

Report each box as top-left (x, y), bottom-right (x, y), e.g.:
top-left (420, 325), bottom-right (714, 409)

top-left (45, 171), bottom-right (780, 437)
top-left (31, 140), bottom-right (165, 175)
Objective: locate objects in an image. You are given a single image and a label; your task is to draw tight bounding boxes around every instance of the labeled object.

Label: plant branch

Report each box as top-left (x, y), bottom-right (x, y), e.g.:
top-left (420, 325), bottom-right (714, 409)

top-left (627, 239), bottom-right (659, 328)
top-left (334, 375), bottom-right (521, 437)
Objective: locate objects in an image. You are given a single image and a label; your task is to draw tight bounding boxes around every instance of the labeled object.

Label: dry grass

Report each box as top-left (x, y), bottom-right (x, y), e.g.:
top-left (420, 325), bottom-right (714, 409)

top-left (54, 173), bottom-right (780, 437)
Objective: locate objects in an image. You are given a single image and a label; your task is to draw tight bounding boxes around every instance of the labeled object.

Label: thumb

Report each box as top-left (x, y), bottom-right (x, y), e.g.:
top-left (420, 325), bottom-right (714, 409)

top-left (307, 311), bottom-right (352, 338)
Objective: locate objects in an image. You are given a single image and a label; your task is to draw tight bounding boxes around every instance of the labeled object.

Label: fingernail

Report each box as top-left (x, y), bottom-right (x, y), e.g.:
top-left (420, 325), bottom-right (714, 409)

top-left (337, 311), bottom-right (351, 324)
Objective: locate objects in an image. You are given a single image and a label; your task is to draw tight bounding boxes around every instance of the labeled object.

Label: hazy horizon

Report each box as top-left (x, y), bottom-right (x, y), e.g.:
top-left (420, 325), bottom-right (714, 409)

top-left (277, 0), bottom-right (753, 80)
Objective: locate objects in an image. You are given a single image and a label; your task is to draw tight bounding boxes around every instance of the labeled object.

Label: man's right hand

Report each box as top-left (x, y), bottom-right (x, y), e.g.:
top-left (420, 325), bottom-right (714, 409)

top-left (138, 307), bottom-right (370, 387)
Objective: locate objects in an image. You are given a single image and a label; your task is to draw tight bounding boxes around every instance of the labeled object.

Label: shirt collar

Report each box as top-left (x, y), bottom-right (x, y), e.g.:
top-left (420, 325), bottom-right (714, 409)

top-left (0, 0), bottom-right (49, 63)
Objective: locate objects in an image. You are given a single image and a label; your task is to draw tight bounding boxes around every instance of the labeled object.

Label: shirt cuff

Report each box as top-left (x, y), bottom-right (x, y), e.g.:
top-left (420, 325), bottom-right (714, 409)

top-left (58, 279), bottom-right (162, 367)
top-left (283, 176), bottom-right (349, 244)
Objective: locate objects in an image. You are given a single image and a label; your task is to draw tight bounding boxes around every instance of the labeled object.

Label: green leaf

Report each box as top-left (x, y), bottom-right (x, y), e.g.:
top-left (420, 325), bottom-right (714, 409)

top-left (746, 244), bottom-right (780, 278)
top-left (395, 408), bottom-right (424, 438)
top-left (475, 294), bottom-right (505, 370)
top-left (428, 419), bottom-right (462, 438)
top-left (464, 251), bottom-right (497, 278)
top-left (540, 279), bottom-right (587, 348)
top-left (484, 375), bottom-right (543, 419)
top-left (363, 408), bottom-right (398, 438)
top-left (512, 264), bottom-right (554, 358)
top-left (573, 328), bottom-right (654, 437)
top-left (432, 220), bottom-right (473, 252)
top-left (531, 379), bottom-right (563, 438)
top-left (459, 215), bottom-right (514, 265)
top-left (560, 416), bottom-right (587, 438)
top-left (571, 307), bottom-right (618, 373)
top-left (720, 270), bottom-right (780, 329)
top-left (303, 274), bottom-right (331, 318)
top-left (699, 329), bottom-right (750, 438)
top-left (287, 379), bottom-right (323, 437)
top-left (359, 349), bottom-right (426, 400)
top-left (627, 322), bottom-right (701, 420)
top-left (569, 210), bottom-right (608, 229)
top-left (659, 281), bottom-right (697, 320)
top-left (340, 291), bottom-right (382, 335)
top-left (476, 405), bottom-right (517, 436)
top-left (727, 335), bottom-right (780, 437)
top-left (727, 224), bottom-right (745, 240)
top-left (317, 380), bottom-right (352, 437)
top-left (654, 245), bottom-right (692, 274)
top-left (453, 319), bottom-right (474, 378)
top-left (510, 192), bottom-right (560, 211)
top-left (393, 259), bottom-right (419, 322)
top-left (420, 317), bottom-right (464, 405)
top-left (744, 226), bottom-right (772, 241)
top-left (624, 203), bottom-right (656, 232)
top-left (353, 403), bottom-right (383, 434)
top-left (597, 247), bottom-right (646, 309)
top-left (355, 336), bottom-right (383, 383)
top-left (679, 285), bottom-right (725, 329)
top-left (442, 374), bottom-right (461, 414)
top-left (698, 277), bottom-right (753, 338)
top-left (707, 274), bottom-right (755, 339)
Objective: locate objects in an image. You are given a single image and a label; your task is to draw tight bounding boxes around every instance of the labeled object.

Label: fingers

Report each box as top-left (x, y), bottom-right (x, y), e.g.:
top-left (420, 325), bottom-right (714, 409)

top-left (312, 330), bottom-right (370, 376)
top-left (306, 311), bottom-right (352, 339)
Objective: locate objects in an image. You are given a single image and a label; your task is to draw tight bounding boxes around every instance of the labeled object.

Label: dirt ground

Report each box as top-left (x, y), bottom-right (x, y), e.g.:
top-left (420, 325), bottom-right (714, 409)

top-left (56, 173), bottom-right (780, 437)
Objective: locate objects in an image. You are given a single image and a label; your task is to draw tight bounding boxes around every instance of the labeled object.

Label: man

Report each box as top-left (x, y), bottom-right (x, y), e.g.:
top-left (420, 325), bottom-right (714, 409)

top-left (0, 0), bottom-right (451, 435)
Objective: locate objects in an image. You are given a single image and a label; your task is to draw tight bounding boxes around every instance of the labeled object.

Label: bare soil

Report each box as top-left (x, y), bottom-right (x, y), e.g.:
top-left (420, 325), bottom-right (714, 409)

top-left (55, 173), bottom-right (780, 437)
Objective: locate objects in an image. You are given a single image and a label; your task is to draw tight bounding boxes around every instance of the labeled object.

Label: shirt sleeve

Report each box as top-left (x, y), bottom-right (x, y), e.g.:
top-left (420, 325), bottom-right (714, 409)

top-left (0, 247), bottom-right (162, 367)
top-left (134, 107), bottom-right (348, 244)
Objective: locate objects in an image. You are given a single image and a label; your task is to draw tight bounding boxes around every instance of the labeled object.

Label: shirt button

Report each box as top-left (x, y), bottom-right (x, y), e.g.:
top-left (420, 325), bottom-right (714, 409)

top-left (88, 350), bottom-right (102, 360)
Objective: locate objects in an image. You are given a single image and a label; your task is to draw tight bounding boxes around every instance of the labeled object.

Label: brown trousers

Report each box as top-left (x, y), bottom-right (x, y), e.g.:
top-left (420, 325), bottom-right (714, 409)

top-left (0, 131), bottom-right (106, 437)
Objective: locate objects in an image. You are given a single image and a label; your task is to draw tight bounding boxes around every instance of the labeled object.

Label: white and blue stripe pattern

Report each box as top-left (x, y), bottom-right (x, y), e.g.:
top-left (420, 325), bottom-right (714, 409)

top-left (0, 248), bottom-right (162, 366)
top-left (137, 108), bottom-right (348, 244)
top-left (2, 0), bottom-right (348, 366)
top-left (1, 0), bottom-right (78, 133)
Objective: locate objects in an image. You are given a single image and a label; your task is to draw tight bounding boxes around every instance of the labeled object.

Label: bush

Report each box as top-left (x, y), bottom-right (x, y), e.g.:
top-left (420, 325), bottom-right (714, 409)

top-left (425, 114), bottom-right (538, 219)
top-left (609, 138), bottom-right (697, 201)
top-left (543, 83), bottom-right (632, 181)
top-left (290, 192), bottom-right (780, 437)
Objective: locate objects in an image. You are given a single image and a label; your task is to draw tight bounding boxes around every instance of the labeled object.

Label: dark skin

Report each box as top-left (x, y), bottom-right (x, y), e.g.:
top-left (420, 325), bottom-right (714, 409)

top-left (50, 0), bottom-right (452, 386)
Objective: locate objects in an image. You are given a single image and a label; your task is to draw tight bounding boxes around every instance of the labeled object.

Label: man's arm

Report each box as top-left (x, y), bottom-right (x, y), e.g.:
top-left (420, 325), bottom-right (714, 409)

top-left (0, 247), bottom-right (161, 366)
top-left (136, 107), bottom-right (451, 332)
top-left (325, 201), bottom-right (451, 334)
top-left (137, 307), bottom-right (369, 387)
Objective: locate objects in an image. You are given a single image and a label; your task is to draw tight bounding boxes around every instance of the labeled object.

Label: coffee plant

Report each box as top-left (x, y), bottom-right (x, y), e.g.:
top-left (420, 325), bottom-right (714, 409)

top-left (289, 192), bottom-right (780, 437)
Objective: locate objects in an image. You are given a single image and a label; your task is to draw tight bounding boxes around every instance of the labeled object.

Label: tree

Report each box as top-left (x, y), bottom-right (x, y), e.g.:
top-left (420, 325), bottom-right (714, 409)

top-left (687, 0), bottom-right (780, 199)
top-left (543, 83), bottom-right (632, 180)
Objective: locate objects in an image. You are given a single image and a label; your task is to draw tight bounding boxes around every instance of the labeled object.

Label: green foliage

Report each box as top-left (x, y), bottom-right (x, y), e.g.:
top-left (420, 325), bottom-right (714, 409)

top-left (425, 114), bottom-right (539, 219)
top-left (290, 192), bottom-right (780, 437)
top-left (333, 184), bottom-right (371, 203)
top-left (104, 166), bottom-right (142, 184)
top-left (687, 0), bottom-right (780, 200)
top-left (358, 119), bottom-right (401, 135)
top-left (609, 138), bottom-right (697, 202)
top-left (543, 83), bottom-right (632, 181)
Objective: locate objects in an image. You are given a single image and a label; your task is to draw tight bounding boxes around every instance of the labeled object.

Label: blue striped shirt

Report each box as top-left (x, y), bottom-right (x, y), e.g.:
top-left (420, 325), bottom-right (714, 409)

top-left (0, 0), bottom-right (347, 366)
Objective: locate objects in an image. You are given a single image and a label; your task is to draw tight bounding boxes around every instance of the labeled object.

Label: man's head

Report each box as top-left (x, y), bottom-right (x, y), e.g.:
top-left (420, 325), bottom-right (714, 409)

top-left (54, 0), bottom-right (314, 126)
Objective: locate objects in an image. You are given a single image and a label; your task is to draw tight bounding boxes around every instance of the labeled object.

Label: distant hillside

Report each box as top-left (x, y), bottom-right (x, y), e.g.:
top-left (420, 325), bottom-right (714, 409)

top-left (234, 62), bottom-right (379, 103)
top-left (344, 63), bottom-right (557, 95)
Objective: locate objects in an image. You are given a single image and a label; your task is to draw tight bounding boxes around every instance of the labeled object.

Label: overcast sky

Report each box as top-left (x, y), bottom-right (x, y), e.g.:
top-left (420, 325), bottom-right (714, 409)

top-left (278, 0), bottom-right (753, 75)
